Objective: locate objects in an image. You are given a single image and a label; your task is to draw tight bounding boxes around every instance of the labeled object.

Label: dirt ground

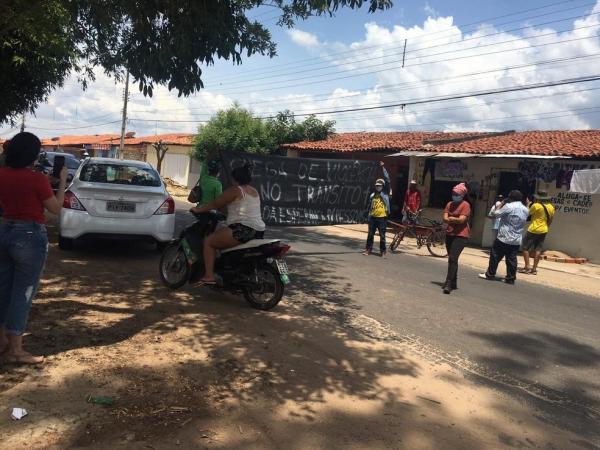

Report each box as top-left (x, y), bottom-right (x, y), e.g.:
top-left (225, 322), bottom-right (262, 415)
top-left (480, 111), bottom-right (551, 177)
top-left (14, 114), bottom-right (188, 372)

top-left (0, 224), bottom-right (596, 449)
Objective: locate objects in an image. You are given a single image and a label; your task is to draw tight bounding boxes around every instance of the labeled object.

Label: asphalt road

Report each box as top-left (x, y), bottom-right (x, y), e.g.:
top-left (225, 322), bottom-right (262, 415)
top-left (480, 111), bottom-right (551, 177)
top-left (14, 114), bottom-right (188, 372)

top-left (174, 205), bottom-right (600, 438)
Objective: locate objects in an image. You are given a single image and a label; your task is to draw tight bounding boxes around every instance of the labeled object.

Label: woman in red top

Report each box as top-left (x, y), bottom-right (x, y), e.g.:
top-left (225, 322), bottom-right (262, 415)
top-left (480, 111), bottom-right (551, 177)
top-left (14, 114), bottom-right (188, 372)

top-left (442, 183), bottom-right (471, 294)
top-left (0, 132), bottom-right (67, 364)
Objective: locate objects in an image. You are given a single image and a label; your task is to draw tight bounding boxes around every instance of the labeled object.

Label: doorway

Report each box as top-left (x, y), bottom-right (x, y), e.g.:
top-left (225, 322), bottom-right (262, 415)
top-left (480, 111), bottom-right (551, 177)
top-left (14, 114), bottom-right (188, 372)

top-left (498, 171), bottom-right (536, 199)
top-left (394, 166), bottom-right (410, 218)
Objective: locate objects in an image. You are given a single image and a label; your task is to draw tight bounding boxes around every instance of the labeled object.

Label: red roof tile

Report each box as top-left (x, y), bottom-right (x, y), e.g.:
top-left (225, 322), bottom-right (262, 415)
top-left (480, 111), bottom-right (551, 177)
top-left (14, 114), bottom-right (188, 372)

top-left (433, 130), bottom-right (600, 158)
top-left (41, 134), bottom-right (121, 147)
top-left (124, 133), bottom-right (195, 146)
top-left (283, 130), bottom-right (600, 158)
top-left (282, 132), bottom-right (489, 153)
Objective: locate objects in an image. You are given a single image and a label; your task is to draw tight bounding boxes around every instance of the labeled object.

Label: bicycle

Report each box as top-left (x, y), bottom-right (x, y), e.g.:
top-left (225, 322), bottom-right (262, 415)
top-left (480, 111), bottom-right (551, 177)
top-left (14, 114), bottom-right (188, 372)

top-left (388, 210), bottom-right (448, 257)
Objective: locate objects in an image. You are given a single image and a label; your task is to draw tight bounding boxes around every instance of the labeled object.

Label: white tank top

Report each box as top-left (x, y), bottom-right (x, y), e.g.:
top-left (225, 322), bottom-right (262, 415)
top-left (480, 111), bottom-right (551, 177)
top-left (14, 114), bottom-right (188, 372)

top-left (226, 186), bottom-right (266, 231)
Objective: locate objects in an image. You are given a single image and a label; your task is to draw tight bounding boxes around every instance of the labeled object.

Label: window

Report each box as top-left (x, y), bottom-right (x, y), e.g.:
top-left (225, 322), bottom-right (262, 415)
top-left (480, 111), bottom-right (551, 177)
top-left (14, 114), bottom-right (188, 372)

top-left (429, 180), bottom-right (455, 208)
top-left (80, 163), bottom-right (161, 187)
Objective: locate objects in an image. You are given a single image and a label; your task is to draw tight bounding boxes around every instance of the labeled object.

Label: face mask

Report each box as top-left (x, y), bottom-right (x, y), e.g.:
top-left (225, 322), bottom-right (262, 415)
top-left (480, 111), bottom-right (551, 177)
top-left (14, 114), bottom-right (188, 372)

top-left (375, 186), bottom-right (383, 192)
top-left (452, 195), bottom-right (463, 202)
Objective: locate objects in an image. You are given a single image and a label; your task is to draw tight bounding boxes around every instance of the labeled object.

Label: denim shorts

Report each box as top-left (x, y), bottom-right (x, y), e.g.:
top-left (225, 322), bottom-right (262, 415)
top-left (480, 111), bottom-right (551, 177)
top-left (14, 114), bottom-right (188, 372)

top-left (0, 221), bottom-right (48, 335)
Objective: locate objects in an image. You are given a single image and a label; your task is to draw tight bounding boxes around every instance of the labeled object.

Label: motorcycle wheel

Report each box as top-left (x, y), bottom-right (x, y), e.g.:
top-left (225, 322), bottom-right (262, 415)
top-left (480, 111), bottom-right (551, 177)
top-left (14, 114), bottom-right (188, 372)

top-left (242, 262), bottom-right (284, 311)
top-left (159, 242), bottom-right (190, 289)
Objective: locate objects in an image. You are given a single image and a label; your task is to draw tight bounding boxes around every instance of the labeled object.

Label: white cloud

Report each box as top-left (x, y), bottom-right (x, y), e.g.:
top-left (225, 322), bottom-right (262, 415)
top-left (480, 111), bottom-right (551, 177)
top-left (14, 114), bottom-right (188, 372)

top-left (287, 29), bottom-right (321, 48)
top-left (423, 2), bottom-right (438, 18)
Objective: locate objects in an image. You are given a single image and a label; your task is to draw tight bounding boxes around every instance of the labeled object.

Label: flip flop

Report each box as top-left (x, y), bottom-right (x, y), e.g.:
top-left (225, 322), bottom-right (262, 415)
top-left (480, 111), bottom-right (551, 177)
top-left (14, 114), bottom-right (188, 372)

top-left (199, 279), bottom-right (217, 286)
top-left (530, 269), bottom-right (538, 275)
top-left (518, 268), bottom-right (531, 274)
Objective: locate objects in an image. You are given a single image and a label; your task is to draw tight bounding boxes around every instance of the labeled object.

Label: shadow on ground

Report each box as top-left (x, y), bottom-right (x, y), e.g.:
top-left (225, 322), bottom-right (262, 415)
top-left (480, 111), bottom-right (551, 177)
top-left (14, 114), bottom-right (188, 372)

top-left (2, 227), bottom-right (590, 448)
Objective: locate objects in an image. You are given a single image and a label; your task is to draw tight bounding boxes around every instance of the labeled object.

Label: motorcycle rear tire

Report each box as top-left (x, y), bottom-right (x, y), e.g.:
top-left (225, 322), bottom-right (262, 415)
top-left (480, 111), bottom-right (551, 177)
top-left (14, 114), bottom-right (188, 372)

top-left (159, 242), bottom-right (190, 289)
top-left (243, 262), bottom-right (284, 311)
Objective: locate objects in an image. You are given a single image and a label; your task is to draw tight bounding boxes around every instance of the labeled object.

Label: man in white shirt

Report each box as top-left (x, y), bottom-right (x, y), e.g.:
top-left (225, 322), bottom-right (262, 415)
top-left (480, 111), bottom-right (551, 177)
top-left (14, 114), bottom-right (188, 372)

top-left (487, 194), bottom-right (503, 239)
top-left (479, 190), bottom-right (529, 285)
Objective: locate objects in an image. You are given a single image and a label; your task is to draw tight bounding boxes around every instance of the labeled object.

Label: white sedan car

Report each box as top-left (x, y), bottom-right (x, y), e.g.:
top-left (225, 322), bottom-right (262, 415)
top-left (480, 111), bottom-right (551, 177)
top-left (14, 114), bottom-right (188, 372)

top-left (59, 158), bottom-right (175, 250)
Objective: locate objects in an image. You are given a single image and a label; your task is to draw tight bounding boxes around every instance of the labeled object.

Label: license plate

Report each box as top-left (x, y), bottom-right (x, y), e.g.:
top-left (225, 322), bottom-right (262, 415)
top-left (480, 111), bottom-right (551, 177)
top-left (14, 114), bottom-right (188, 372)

top-left (106, 200), bottom-right (136, 213)
top-left (275, 259), bottom-right (289, 274)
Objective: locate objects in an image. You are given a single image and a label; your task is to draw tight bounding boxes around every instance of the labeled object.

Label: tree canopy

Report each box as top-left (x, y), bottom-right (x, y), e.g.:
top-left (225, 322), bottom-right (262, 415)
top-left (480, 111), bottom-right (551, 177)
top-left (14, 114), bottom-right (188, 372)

top-left (192, 105), bottom-right (335, 160)
top-left (0, 0), bottom-right (392, 124)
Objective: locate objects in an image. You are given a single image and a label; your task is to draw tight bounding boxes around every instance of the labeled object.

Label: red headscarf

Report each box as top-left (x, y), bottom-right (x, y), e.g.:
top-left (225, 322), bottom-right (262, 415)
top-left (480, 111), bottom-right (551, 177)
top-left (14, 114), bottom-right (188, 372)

top-left (452, 182), bottom-right (468, 197)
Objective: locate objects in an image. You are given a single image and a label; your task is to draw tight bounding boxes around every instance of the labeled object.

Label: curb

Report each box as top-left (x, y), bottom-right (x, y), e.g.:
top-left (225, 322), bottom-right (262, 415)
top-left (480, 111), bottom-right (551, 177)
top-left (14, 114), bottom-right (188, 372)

top-left (542, 255), bottom-right (588, 264)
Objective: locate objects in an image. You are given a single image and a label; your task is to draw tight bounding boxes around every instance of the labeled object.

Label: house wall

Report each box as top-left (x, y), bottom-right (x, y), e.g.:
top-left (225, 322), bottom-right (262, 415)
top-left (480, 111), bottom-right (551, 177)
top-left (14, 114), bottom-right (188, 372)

top-left (146, 144), bottom-right (193, 186)
top-left (408, 156), bottom-right (600, 262)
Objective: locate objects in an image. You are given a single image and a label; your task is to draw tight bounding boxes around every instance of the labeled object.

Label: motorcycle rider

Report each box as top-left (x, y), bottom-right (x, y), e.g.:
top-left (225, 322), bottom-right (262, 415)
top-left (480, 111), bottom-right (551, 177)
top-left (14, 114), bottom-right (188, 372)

top-left (191, 163), bottom-right (265, 285)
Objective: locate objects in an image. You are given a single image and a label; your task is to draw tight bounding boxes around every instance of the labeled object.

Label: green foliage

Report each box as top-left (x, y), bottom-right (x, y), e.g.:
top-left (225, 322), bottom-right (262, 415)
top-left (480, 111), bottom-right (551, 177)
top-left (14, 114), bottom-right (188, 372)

top-left (0, 1), bottom-right (74, 124)
top-left (193, 105), bottom-right (277, 161)
top-left (0, 0), bottom-right (392, 125)
top-left (193, 106), bottom-right (335, 160)
top-left (266, 110), bottom-right (335, 146)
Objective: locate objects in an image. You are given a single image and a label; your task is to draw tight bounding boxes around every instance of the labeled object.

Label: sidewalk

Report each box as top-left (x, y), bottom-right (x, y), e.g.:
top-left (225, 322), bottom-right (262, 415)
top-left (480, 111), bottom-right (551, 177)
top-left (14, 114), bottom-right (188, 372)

top-left (322, 224), bottom-right (600, 297)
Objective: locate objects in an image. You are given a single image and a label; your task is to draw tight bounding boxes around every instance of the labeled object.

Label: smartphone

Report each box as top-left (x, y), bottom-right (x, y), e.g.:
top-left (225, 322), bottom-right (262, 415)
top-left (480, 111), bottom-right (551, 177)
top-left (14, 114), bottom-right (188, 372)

top-left (52, 155), bottom-right (65, 178)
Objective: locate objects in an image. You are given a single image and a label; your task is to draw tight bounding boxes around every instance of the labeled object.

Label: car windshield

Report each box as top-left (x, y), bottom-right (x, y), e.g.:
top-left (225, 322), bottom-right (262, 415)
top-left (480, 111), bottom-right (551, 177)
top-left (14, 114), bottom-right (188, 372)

top-left (80, 163), bottom-right (161, 187)
top-left (45, 153), bottom-right (81, 170)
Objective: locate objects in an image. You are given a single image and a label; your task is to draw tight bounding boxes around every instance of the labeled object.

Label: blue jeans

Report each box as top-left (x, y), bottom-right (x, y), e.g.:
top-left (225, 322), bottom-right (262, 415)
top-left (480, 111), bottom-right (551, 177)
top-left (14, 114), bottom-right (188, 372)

top-left (0, 221), bottom-right (48, 335)
top-left (366, 217), bottom-right (387, 253)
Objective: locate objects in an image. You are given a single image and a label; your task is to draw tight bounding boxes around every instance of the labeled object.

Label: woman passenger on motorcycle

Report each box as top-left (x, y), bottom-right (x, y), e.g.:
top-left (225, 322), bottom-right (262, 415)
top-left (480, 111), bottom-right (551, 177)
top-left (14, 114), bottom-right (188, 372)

top-left (190, 163), bottom-right (265, 285)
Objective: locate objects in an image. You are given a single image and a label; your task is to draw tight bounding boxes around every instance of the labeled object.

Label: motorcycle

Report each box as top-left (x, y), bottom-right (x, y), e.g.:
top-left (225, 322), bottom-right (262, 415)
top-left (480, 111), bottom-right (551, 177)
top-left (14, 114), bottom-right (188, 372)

top-left (159, 211), bottom-right (291, 310)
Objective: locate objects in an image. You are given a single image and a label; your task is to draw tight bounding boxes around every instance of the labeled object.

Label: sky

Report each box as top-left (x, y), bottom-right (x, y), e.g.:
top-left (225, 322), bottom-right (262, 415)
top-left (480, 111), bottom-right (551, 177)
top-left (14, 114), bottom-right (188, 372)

top-left (3, 0), bottom-right (600, 139)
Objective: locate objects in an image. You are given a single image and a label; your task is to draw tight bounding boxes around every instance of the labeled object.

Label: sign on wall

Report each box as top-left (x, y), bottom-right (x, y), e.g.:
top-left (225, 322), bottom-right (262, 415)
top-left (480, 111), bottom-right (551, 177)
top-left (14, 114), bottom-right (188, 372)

top-left (220, 150), bottom-right (378, 225)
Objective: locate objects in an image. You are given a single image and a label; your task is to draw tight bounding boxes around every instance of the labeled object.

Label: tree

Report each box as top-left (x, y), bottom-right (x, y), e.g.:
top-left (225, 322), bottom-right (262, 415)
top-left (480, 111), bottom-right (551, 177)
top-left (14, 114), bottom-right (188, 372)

top-left (193, 105), bottom-right (276, 161)
top-left (0, 2), bottom-right (74, 124)
top-left (193, 106), bottom-right (335, 160)
top-left (152, 140), bottom-right (169, 174)
top-left (0, 0), bottom-right (393, 125)
top-left (266, 110), bottom-right (335, 149)
top-left (298, 114), bottom-right (336, 141)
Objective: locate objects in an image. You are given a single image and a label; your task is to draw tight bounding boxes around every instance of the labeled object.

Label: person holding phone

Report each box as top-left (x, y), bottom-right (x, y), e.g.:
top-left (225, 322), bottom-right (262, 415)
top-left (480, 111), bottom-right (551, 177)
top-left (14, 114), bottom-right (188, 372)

top-left (0, 132), bottom-right (68, 365)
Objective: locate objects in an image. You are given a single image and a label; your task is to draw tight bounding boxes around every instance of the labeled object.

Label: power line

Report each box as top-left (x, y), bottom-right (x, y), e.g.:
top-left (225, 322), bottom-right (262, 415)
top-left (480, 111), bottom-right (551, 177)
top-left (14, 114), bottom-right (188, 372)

top-left (210, 32), bottom-right (600, 95)
top-left (207, 8), bottom-right (600, 88)
top-left (131, 52), bottom-right (600, 115)
top-left (329, 84), bottom-right (600, 122)
top-left (277, 74), bottom-right (600, 118)
top-left (335, 106), bottom-right (600, 131)
top-left (203, 0), bottom-right (592, 83)
top-left (27, 120), bottom-right (121, 131)
top-left (126, 74), bottom-right (600, 123)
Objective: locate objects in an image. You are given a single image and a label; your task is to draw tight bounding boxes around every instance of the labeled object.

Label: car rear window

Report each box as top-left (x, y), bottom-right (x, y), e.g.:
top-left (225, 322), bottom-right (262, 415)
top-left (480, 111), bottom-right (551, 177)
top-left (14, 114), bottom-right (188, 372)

top-left (80, 163), bottom-right (161, 187)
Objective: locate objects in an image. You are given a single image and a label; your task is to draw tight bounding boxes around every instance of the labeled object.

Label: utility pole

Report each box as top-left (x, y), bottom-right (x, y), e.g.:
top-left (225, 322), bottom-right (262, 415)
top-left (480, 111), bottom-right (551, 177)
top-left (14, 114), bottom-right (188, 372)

top-left (119, 70), bottom-right (130, 159)
top-left (20, 111), bottom-right (26, 132)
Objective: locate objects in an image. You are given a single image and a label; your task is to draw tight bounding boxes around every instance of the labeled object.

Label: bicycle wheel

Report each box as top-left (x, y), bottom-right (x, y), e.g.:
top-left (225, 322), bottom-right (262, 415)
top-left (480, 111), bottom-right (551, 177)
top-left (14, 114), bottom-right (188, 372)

top-left (390, 229), bottom-right (405, 252)
top-left (427, 229), bottom-right (448, 257)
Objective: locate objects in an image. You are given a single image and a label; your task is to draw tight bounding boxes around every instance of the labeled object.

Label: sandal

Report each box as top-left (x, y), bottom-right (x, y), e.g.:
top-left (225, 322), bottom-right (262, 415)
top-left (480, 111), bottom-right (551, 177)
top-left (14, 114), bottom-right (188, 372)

top-left (518, 268), bottom-right (531, 274)
top-left (530, 269), bottom-right (538, 275)
top-left (3, 352), bottom-right (45, 365)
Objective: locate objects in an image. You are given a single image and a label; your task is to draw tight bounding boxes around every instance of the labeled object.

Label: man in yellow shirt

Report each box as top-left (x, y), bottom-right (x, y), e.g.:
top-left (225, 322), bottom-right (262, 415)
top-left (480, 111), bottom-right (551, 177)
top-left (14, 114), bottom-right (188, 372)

top-left (520, 191), bottom-right (555, 275)
top-left (363, 161), bottom-right (391, 257)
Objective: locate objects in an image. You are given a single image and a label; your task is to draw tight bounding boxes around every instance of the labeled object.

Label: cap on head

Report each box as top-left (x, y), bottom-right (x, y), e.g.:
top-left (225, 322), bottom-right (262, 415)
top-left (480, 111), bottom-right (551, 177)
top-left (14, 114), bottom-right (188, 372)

top-left (375, 178), bottom-right (385, 186)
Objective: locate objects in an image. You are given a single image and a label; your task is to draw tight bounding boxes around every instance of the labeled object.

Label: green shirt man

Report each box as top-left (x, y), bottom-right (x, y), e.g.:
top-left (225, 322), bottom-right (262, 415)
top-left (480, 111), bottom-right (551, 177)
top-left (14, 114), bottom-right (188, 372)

top-left (197, 159), bottom-right (222, 208)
